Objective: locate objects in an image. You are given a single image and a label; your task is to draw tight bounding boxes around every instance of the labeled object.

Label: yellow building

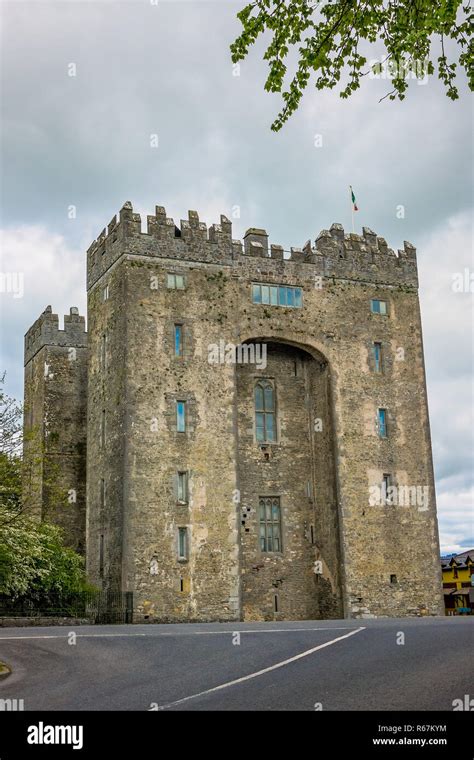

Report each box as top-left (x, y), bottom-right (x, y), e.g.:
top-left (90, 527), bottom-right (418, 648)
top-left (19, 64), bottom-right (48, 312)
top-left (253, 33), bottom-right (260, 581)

top-left (441, 550), bottom-right (474, 615)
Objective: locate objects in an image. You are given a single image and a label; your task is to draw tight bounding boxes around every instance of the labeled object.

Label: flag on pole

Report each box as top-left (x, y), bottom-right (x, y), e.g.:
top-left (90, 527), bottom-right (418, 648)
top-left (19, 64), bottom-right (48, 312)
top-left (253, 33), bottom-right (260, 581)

top-left (350, 185), bottom-right (359, 211)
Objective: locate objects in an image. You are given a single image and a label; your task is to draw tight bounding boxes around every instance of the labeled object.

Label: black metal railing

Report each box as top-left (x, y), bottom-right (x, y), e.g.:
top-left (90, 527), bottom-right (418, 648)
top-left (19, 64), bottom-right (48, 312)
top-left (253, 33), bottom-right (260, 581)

top-left (0, 591), bottom-right (133, 624)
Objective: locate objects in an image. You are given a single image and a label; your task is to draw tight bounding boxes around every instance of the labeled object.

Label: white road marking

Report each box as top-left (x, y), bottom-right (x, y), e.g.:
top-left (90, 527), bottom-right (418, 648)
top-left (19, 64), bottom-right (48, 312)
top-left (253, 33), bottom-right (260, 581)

top-left (160, 626), bottom-right (366, 709)
top-left (0, 626), bottom-right (353, 641)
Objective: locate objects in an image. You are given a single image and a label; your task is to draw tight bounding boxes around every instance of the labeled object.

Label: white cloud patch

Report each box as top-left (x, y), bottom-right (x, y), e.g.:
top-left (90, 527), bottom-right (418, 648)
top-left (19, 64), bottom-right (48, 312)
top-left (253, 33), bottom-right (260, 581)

top-left (0, 226), bottom-right (86, 395)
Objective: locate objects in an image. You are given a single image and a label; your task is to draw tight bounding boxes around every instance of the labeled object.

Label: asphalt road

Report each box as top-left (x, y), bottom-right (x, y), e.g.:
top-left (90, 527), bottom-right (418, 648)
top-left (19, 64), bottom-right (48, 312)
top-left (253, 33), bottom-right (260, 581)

top-left (0, 617), bottom-right (472, 711)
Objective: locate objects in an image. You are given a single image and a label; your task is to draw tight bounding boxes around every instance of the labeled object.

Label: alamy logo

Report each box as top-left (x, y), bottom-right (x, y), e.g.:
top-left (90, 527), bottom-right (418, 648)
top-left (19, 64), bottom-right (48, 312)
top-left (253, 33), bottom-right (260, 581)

top-left (208, 340), bottom-right (267, 369)
top-left (368, 484), bottom-right (429, 510)
top-left (0, 698), bottom-right (24, 711)
top-left (27, 722), bottom-right (83, 750)
top-left (0, 272), bottom-right (24, 299)
top-left (452, 695), bottom-right (474, 711)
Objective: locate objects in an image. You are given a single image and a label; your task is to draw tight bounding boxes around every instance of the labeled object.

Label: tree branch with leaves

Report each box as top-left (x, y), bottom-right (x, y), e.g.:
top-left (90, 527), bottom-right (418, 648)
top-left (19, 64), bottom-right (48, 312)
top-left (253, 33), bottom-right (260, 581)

top-left (230, 0), bottom-right (473, 130)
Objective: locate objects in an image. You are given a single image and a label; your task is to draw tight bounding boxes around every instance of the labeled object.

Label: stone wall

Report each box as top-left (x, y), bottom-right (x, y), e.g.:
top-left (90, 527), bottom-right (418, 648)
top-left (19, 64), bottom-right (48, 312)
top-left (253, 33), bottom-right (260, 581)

top-left (23, 307), bottom-right (87, 553)
top-left (24, 200), bottom-right (443, 621)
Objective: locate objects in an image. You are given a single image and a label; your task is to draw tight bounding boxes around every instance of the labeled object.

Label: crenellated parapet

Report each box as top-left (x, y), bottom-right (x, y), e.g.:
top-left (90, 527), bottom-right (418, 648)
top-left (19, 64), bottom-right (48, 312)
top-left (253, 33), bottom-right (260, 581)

top-left (24, 306), bottom-right (87, 365)
top-left (86, 202), bottom-right (418, 290)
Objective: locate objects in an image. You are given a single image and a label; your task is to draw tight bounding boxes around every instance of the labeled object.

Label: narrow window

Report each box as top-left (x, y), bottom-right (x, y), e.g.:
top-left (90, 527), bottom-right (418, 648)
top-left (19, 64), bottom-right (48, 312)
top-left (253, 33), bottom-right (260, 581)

top-left (371, 299), bottom-right (387, 315)
top-left (278, 286), bottom-right (287, 306)
top-left (390, 574), bottom-right (397, 584)
top-left (310, 525), bottom-right (314, 544)
top-left (103, 284), bottom-right (109, 301)
top-left (100, 478), bottom-right (106, 508)
top-left (255, 380), bottom-right (276, 442)
top-left (382, 473), bottom-right (392, 505)
top-left (274, 594), bottom-right (279, 613)
top-left (176, 401), bottom-right (186, 432)
top-left (177, 471), bottom-right (188, 503)
top-left (180, 578), bottom-right (184, 592)
top-left (99, 534), bottom-right (104, 578)
top-left (178, 527), bottom-right (188, 560)
top-left (175, 274), bottom-right (185, 290)
top-left (100, 333), bottom-right (107, 369)
top-left (373, 342), bottom-right (382, 373)
top-left (378, 408), bottom-right (387, 438)
top-left (259, 496), bottom-right (282, 553)
top-left (174, 324), bottom-right (183, 357)
top-left (101, 410), bottom-right (106, 447)
top-left (252, 284), bottom-right (262, 304)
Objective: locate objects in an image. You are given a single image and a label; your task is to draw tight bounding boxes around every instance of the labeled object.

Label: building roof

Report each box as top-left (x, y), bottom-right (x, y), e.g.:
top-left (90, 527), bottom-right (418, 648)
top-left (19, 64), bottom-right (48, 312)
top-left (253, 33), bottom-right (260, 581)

top-left (441, 550), bottom-right (474, 570)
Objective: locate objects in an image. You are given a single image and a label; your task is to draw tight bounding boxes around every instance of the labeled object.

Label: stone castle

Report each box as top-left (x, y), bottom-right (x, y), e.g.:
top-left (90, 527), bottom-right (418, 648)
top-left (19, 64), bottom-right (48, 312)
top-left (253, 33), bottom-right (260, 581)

top-left (23, 201), bottom-right (444, 621)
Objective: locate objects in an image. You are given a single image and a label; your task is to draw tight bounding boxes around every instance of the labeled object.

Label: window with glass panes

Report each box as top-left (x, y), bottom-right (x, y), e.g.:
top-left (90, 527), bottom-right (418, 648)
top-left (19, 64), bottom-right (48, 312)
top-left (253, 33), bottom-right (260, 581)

top-left (370, 299), bottom-right (387, 315)
top-left (254, 381), bottom-right (276, 442)
top-left (167, 273), bottom-right (185, 289)
top-left (259, 497), bottom-right (282, 552)
top-left (373, 342), bottom-right (382, 372)
top-left (252, 283), bottom-right (302, 308)
top-left (174, 324), bottom-right (183, 357)
top-left (176, 401), bottom-right (186, 432)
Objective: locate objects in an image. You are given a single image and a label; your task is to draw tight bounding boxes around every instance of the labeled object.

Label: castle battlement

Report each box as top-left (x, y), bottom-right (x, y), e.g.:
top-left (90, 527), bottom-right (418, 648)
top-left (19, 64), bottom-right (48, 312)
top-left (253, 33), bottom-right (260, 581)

top-left (24, 306), bottom-right (87, 365)
top-left (87, 201), bottom-right (418, 291)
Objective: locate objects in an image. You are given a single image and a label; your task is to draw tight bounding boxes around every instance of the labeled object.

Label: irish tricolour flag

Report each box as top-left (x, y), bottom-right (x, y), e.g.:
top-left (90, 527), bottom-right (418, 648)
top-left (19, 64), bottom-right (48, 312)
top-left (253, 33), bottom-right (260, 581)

top-left (350, 186), bottom-right (359, 211)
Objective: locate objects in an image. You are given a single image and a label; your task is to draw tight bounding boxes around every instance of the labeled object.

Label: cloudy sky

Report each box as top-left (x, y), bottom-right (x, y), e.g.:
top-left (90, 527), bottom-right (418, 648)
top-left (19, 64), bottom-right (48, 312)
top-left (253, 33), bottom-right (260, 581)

top-left (0, 0), bottom-right (472, 554)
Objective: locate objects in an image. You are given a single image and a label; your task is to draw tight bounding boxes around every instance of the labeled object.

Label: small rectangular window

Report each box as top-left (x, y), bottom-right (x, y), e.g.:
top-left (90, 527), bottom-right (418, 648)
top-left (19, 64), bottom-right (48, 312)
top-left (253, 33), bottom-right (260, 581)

top-left (176, 401), bottom-right (186, 432)
top-left (378, 408), bottom-right (387, 438)
top-left (178, 527), bottom-right (188, 560)
top-left (382, 473), bottom-right (392, 505)
top-left (371, 299), bottom-right (387, 315)
top-left (177, 471), bottom-right (188, 503)
top-left (103, 284), bottom-right (109, 301)
top-left (270, 286), bottom-right (278, 305)
top-left (167, 273), bottom-right (186, 290)
top-left (174, 324), bottom-right (183, 357)
top-left (373, 342), bottom-right (382, 372)
top-left (390, 574), bottom-right (397, 584)
top-left (278, 287), bottom-right (287, 306)
top-left (252, 284), bottom-right (261, 303)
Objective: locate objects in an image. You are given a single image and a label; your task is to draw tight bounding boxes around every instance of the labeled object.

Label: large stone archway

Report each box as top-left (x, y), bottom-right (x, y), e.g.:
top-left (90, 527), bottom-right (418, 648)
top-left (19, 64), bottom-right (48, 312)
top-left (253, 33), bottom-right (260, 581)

top-left (235, 339), bottom-right (343, 620)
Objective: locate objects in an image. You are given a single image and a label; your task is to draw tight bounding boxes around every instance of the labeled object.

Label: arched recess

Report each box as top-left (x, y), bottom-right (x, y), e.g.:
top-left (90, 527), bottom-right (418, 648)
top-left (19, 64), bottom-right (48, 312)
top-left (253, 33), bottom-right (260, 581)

top-left (234, 336), bottom-right (343, 621)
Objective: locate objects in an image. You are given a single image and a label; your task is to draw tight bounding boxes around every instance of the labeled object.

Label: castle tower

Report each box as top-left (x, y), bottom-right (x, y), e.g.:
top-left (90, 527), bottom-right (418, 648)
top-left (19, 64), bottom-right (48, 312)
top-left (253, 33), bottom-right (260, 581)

top-left (23, 306), bottom-right (87, 553)
top-left (85, 202), bottom-right (443, 621)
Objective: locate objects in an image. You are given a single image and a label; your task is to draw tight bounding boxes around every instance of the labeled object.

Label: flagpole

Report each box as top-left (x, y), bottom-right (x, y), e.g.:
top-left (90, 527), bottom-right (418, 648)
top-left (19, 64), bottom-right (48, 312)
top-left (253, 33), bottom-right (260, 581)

top-left (349, 185), bottom-right (353, 232)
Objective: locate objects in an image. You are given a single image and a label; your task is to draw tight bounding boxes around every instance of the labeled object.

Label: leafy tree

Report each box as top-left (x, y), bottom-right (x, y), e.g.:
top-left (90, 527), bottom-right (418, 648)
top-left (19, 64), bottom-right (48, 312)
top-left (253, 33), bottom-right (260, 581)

top-left (0, 508), bottom-right (89, 597)
top-left (230, 0), bottom-right (473, 130)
